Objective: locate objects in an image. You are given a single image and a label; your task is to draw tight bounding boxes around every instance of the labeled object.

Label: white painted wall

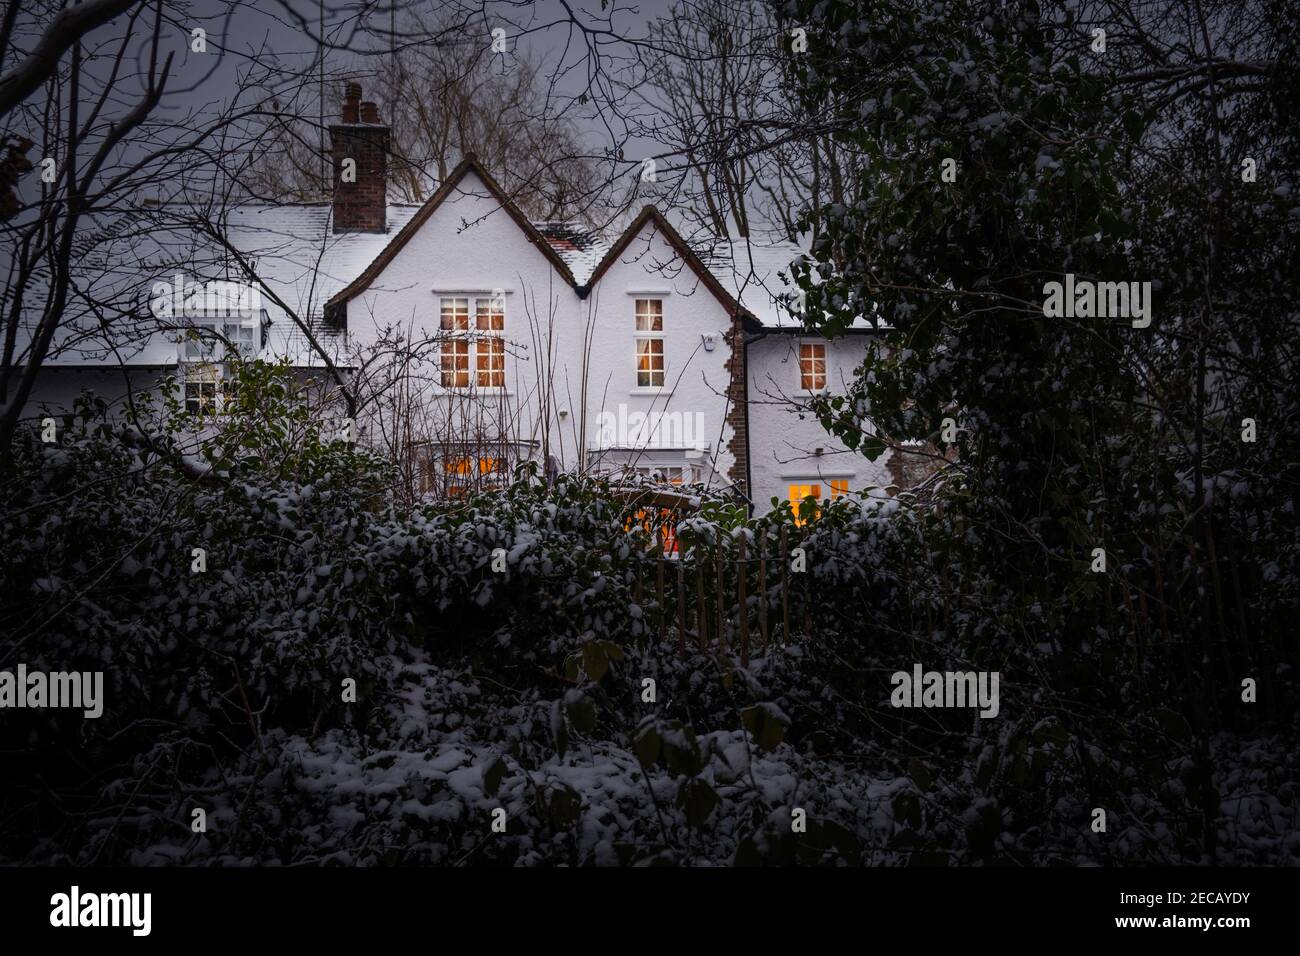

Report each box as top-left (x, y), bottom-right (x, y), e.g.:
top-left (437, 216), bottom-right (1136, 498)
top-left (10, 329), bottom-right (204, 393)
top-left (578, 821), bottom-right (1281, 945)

top-left (344, 180), bottom-right (740, 489)
top-left (10, 173), bottom-right (889, 513)
top-left (345, 170), bottom-right (578, 468)
top-left (745, 332), bottom-right (894, 513)
top-left (577, 222), bottom-right (737, 486)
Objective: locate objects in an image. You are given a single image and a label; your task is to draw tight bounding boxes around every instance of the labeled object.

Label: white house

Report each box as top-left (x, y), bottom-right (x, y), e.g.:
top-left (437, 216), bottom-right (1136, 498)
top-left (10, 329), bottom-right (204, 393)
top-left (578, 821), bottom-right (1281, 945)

top-left (7, 84), bottom-right (897, 514)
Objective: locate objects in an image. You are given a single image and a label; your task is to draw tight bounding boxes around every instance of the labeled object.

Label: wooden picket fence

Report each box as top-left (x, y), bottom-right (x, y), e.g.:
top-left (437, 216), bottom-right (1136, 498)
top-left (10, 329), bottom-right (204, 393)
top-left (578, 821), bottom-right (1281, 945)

top-left (626, 518), bottom-right (815, 667)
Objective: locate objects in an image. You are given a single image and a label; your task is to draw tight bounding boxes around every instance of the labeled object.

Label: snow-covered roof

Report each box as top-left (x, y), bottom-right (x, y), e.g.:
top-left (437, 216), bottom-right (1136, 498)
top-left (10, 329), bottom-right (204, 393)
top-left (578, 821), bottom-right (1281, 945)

top-left (2, 203), bottom-right (425, 370)
top-left (702, 237), bottom-right (882, 331)
top-left (534, 221), bottom-right (610, 286)
top-left (701, 238), bottom-right (805, 329)
top-left (221, 202), bottom-right (422, 365)
top-left (6, 183), bottom-right (879, 375)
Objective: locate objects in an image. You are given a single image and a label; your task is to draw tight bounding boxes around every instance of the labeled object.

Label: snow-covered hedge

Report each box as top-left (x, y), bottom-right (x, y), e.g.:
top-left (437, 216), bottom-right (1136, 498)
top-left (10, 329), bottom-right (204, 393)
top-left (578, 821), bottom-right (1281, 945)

top-left (1, 396), bottom-right (1296, 865)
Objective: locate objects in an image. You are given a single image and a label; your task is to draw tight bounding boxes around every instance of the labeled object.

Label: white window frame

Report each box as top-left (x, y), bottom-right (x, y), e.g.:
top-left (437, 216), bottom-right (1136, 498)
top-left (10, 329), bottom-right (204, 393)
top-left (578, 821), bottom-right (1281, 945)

top-left (629, 463), bottom-right (701, 486)
top-left (798, 339), bottom-right (828, 394)
top-left (784, 476), bottom-right (852, 501)
top-left (177, 317), bottom-right (259, 417)
top-left (634, 298), bottom-right (665, 390)
top-left (439, 293), bottom-right (507, 390)
top-left (419, 447), bottom-right (511, 499)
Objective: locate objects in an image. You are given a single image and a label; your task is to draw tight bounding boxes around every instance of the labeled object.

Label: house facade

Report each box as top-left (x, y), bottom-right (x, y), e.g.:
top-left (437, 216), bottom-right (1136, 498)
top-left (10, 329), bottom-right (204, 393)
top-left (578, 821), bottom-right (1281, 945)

top-left (10, 85), bottom-right (896, 514)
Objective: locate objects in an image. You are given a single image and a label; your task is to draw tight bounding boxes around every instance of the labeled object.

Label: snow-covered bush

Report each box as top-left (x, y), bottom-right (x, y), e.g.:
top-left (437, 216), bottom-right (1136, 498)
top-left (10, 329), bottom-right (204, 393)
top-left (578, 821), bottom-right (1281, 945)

top-left (2, 375), bottom-right (1297, 865)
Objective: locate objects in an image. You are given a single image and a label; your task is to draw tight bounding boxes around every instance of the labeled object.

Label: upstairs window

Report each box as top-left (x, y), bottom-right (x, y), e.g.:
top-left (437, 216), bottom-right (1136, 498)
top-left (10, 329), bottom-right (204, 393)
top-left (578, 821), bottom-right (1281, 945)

top-left (178, 319), bottom-right (257, 417)
top-left (181, 319), bottom-right (257, 362)
top-left (475, 297), bottom-right (505, 387)
top-left (799, 341), bottom-right (826, 391)
top-left (635, 298), bottom-right (664, 388)
top-left (441, 295), bottom-right (506, 388)
top-left (440, 297), bottom-right (471, 387)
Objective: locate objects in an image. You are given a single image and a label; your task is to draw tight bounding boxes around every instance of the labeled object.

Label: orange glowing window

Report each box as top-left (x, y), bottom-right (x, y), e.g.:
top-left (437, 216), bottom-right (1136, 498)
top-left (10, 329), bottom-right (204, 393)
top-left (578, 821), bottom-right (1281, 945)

top-left (788, 483), bottom-right (821, 526)
top-left (799, 342), bottom-right (826, 391)
top-left (475, 298), bottom-right (505, 387)
top-left (626, 507), bottom-right (680, 554)
top-left (440, 297), bottom-right (470, 388)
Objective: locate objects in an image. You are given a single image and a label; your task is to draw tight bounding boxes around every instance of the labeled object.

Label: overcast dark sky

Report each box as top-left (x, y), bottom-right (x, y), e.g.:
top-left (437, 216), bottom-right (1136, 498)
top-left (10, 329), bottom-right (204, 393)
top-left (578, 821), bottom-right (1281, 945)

top-left (155, 0), bottom-right (680, 141)
top-left (101, 0), bottom-right (694, 222)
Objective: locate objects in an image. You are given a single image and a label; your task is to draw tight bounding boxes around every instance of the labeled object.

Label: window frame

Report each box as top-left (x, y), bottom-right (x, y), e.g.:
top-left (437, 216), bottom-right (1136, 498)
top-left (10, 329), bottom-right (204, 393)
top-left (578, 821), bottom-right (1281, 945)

top-left (419, 448), bottom-right (511, 499)
top-left (440, 294), bottom-right (508, 390)
top-left (798, 339), bottom-right (828, 393)
top-left (177, 317), bottom-right (259, 418)
top-left (634, 298), bottom-right (665, 390)
top-left (786, 477), bottom-right (852, 525)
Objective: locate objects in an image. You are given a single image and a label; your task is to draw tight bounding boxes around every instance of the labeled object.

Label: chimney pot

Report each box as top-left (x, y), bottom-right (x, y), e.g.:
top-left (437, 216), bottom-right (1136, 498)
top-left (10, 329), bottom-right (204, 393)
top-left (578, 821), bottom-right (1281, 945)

top-left (329, 85), bottom-right (390, 234)
top-left (341, 83), bottom-right (362, 123)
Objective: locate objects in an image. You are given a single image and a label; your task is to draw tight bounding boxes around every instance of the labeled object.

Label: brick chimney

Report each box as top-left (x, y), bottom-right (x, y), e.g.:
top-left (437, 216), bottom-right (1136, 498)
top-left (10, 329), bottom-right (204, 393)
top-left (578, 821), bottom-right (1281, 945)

top-left (329, 83), bottom-right (389, 233)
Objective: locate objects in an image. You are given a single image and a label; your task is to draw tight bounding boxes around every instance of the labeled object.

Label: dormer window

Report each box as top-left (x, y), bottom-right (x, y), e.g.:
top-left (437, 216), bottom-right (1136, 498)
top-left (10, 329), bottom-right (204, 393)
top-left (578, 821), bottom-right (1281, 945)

top-left (178, 318), bottom-right (259, 417)
top-left (182, 319), bottom-right (257, 361)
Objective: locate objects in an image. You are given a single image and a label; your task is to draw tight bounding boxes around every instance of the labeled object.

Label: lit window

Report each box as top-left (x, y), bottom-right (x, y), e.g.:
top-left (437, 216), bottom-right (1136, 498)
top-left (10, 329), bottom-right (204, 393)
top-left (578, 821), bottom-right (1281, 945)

top-left (788, 482), bottom-right (822, 526)
top-left (475, 298), bottom-right (505, 387)
top-left (635, 298), bottom-right (664, 388)
top-left (424, 452), bottom-right (509, 498)
top-left (626, 507), bottom-right (681, 554)
top-left (789, 482), bottom-right (821, 502)
top-left (440, 298), bottom-right (471, 387)
top-left (476, 336), bottom-right (504, 387)
top-left (443, 457), bottom-right (471, 498)
top-left (184, 365), bottom-right (220, 416)
top-left (442, 295), bottom-right (506, 388)
top-left (830, 479), bottom-right (849, 498)
top-left (799, 341), bottom-right (826, 391)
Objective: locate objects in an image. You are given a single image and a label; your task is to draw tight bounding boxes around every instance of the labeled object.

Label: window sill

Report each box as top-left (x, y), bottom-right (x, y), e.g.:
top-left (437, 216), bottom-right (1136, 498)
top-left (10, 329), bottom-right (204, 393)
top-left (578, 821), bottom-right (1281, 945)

top-left (629, 387), bottom-right (666, 396)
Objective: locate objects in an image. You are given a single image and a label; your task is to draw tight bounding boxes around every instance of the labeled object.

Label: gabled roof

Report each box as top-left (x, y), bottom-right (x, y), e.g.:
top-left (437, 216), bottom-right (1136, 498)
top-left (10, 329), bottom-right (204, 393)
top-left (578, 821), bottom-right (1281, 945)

top-left (580, 205), bottom-right (752, 320)
top-left (326, 154), bottom-right (578, 308)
